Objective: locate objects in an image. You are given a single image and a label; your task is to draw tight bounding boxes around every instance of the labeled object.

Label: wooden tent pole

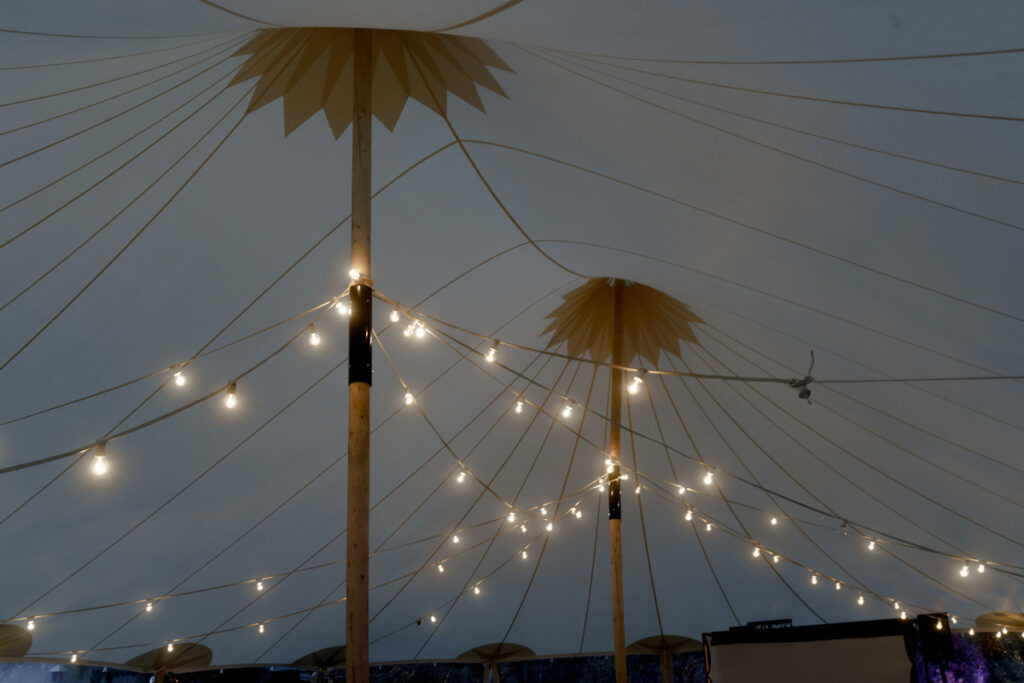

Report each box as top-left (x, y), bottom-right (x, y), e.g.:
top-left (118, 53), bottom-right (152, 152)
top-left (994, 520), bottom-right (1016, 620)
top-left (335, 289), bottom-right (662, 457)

top-left (609, 279), bottom-right (627, 683)
top-left (346, 27), bottom-right (373, 683)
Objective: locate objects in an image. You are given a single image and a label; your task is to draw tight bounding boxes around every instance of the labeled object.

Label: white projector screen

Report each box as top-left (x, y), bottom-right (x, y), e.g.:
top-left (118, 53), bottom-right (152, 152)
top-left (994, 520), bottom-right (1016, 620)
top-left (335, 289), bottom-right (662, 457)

top-left (704, 619), bottom-right (915, 683)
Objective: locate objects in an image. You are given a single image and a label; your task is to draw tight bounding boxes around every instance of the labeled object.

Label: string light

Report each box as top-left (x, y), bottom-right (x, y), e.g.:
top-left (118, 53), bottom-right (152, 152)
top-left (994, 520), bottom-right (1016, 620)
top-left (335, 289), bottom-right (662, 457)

top-left (256, 580), bottom-right (264, 591)
top-left (456, 471), bottom-right (466, 483)
top-left (997, 631), bottom-right (1002, 639)
top-left (811, 575), bottom-right (818, 586)
top-left (835, 581), bottom-right (841, 591)
top-left (27, 619), bottom-right (35, 631)
top-left (348, 268), bottom-right (360, 281)
top-left (684, 508), bottom-right (693, 521)
top-left (515, 400), bottom-right (524, 414)
top-left (437, 564), bottom-right (445, 573)
top-left (752, 547), bottom-right (760, 558)
top-left (1002, 626), bottom-right (1008, 635)
top-left (335, 300), bottom-right (351, 316)
top-left (473, 586), bottom-right (481, 595)
top-left (569, 506), bottom-right (576, 516)
top-left (540, 507), bottom-right (548, 517)
top-left (90, 442), bottom-right (109, 477)
top-left (173, 369), bottom-right (187, 386)
top-left (868, 540), bottom-right (876, 550)
top-left (936, 620), bottom-right (943, 630)
top-left (521, 550), bottom-right (528, 560)
top-left (959, 563), bottom-right (970, 577)
top-left (969, 628), bottom-right (975, 636)
top-left (71, 653), bottom-right (78, 664)
top-left (598, 483), bottom-right (605, 492)
top-left (770, 516), bottom-right (778, 526)
top-left (224, 382), bottom-right (238, 409)
top-left (627, 375), bottom-right (644, 395)
top-left (619, 473), bottom-right (629, 481)
top-left (857, 595), bottom-right (864, 606)
top-left (951, 616), bottom-right (958, 624)
top-left (977, 562), bottom-right (986, 574)
top-left (452, 535), bottom-right (460, 544)
top-left (677, 485), bottom-right (685, 496)
top-left (520, 524), bottom-right (527, 533)
top-left (415, 322), bottom-right (426, 339)
top-left (894, 602), bottom-right (900, 610)
top-left (258, 623), bottom-right (265, 634)
top-left (634, 485), bottom-right (641, 494)
top-left (772, 554), bottom-right (780, 564)
top-left (429, 615), bottom-right (437, 624)
top-left (546, 522), bottom-right (553, 532)
top-left (561, 403), bottom-right (574, 418)
top-left (485, 341), bottom-right (498, 363)
top-left (404, 391), bottom-right (414, 405)
top-left (575, 509), bottom-right (583, 519)
top-left (508, 512), bottom-right (516, 523)
top-left (705, 522), bottom-right (712, 532)
top-left (703, 470), bottom-right (714, 485)
top-left (145, 601), bottom-right (153, 613)
top-left (389, 308), bottom-right (400, 323)
top-left (900, 611), bottom-right (907, 620)
top-left (308, 324), bottom-right (321, 346)
top-left (606, 462), bottom-right (615, 474)
top-left (167, 643), bottom-right (174, 653)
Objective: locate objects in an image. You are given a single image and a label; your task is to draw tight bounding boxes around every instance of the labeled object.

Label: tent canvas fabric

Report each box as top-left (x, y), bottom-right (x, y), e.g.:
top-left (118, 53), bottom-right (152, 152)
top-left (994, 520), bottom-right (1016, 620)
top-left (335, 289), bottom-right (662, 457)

top-left (0, 0), bottom-right (1022, 671)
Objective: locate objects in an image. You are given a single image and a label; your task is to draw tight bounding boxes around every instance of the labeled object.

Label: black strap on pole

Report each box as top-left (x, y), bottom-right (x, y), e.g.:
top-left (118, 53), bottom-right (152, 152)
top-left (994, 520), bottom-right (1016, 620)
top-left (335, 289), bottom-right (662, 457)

top-left (349, 283), bottom-right (373, 385)
top-left (609, 464), bottom-right (621, 519)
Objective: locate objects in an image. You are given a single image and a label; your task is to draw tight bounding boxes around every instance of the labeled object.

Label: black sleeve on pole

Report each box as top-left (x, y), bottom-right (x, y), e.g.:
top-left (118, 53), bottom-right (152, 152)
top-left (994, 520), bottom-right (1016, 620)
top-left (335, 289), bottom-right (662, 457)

top-left (349, 283), bottom-right (373, 385)
top-left (608, 467), bottom-right (621, 520)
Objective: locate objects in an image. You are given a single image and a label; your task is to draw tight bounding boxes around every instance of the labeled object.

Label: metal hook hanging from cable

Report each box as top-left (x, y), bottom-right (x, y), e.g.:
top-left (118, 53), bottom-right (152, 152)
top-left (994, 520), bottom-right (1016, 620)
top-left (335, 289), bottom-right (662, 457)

top-left (789, 350), bottom-right (815, 403)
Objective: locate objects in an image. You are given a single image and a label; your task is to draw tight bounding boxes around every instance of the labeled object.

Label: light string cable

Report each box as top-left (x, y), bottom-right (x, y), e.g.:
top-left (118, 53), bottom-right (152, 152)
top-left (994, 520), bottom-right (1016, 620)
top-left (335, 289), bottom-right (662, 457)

top-left (524, 237), bottom-right (1024, 429)
top-left (365, 331), bottom-right (585, 629)
top-left (400, 33), bottom-right (587, 280)
top-left (254, 282), bottom-right (582, 661)
top-left (537, 47), bottom-right (1024, 187)
top-left (641, 363), bottom-right (741, 623)
top-left (0, 32), bottom-right (243, 71)
top-left (0, 33), bottom-right (248, 110)
top-left (416, 320), bottom-right (1024, 574)
top-left (690, 325), bottom-right (1024, 583)
top-left (683, 339), bottom-right (1024, 556)
top-left (531, 47), bottom-right (1024, 234)
top-left (0, 32), bottom-right (254, 157)
top-left (526, 44), bottom-right (1024, 122)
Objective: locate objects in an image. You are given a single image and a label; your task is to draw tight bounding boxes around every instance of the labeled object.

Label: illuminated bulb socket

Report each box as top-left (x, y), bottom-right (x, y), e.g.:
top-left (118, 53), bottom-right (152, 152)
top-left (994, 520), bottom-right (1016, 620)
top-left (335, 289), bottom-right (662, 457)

top-left (485, 342), bottom-right (498, 363)
top-left (90, 441), bottom-right (109, 477)
top-left (752, 547), bottom-right (760, 558)
top-left (520, 524), bottom-right (527, 533)
top-left (259, 623), bottom-right (265, 634)
top-left (389, 308), bottom-right (400, 323)
top-left (456, 471), bottom-right (466, 483)
top-left (977, 562), bottom-right (986, 574)
top-left (703, 471), bottom-right (714, 485)
top-left (256, 581), bottom-right (264, 591)
top-left (145, 602), bottom-right (153, 613)
top-left (521, 551), bottom-right (528, 560)
top-left (403, 325), bottom-right (413, 337)
top-left (598, 484), bottom-right (605, 492)
top-left (868, 540), bottom-right (876, 550)
top-left (951, 616), bottom-right (958, 624)
top-left (772, 554), bottom-right (780, 564)
top-left (473, 586), bottom-right (481, 595)
top-left (167, 643), bottom-right (175, 653)
top-left (960, 564), bottom-right (970, 577)
top-left (606, 464), bottom-right (614, 474)
top-left (705, 523), bottom-right (712, 532)
top-left (404, 391), bottom-right (414, 405)
top-left (1002, 627), bottom-right (1008, 635)
top-left (677, 486), bottom-right (686, 496)
top-left (770, 516), bottom-right (778, 526)
top-left (414, 323), bottom-right (426, 339)
top-left (561, 404), bottom-right (573, 418)
top-left (936, 620), bottom-right (943, 630)
top-left (893, 602), bottom-right (900, 610)
top-left (546, 522), bottom-right (553, 532)
top-left (569, 507), bottom-right (576, 516)
top-left (173, 370), bottom-right (186, 386)
top-left (575, 510), bottom-right (582, 519)
top-left (835, 582), bottom-right (841, 591)
top-left (811, 575), bottom-right (818, 585)
top-left (27, 620), bottom-right (35, 631)
top-left (224, 382), bottom-right (238, 409)
top-left (857, 595), bottom-right (864, 606)
top-left (437, 564), bottom-right (445, 573)
top-left (335, 300), bottom-right (350, 316)
top-left (997, 631), bottom-right (1003, 638)
top-left (627, 376), bottom-right (643, 395)
top-left (900, 611), bottom-right (907, 621)
top-left (684, 509), bottom-right (693, 522)
top-left (429, 615), bottom-right (437, 624)
top-left (619, 473), bottom-right (629, 481)
top-left (71, 654), bottom-right (78, 664)
top-left (508, 512), bottom-right (516, 523)
top-left (515, 401), bottom-right (524, 414)
top-left (540, 507), bottom-right (548, 517)
top-left (634, 485), bottom-right (641, 494)
top-left (452, 535), bottom-right (460, 544)
top-left (308, 325), bottom-right (321, 346)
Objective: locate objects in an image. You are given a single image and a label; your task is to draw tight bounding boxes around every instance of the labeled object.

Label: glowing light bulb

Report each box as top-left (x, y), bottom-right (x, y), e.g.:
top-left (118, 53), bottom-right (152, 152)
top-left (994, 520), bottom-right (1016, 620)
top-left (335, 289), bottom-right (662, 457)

top-left (452, 535), bottom-right (460, 544)
top-left (515, 401), bottom-right (524, 414)
top-left (952, 616), bottom-right (958, 624)
top-left (936, 620), bottom-right (942, 630)
top-left (521, 551), bottom-right (528, 560)
top-left (857, 595), bottom-right (864, 606)
top-left (752, 547), bottom-right (760, 558)
top-left (634, 485), bottom-right (641, 494)
top-left (335, 301), bottom-right (350, 316)
top-left (225, 383), bottom-right (238, 409)
top-left (259, 623), bottom-right (265, 634)
top-left (404, 391), bottom-right (414, 405)
top-left (90, 442), bottom-right (109, 477)
top-left (677, 486), bottom-right (685, 496)
top-left (71, 654), bottom-right (78, 664)
top-left (438, 564), bottom-right (445, 573)
top-left (811, 575), bottom-right (818, 585)
top-left (520, 524), bottom-right (527, 533)
top-left (868, 540), bottom-right (876, 550)
top-left (569, 507), bottom-right (576, 516)
top-left (598, 483), bottom-right (606, 491)
top-left (561, 403), bottom-right (573, 418)
top-left (546, 522), bottom-right (553, 532)
top-left (770, 516), bottom-right (778, 526)
top-left (606, 463), bottom-right (614, 474)
top-left (969, 628), bottom-right (975, 636)
top-left (575, 510), bottom-right (583, 519)
top-left (540, 507), bottom-right (548, 517)
top-left (684, 509), bottom-right (693, 521)
top-left (429, 615), bottom-right (437, 624)
top-left (703, 470), bottom-right (714, 485)
top-left (1002, 626), bottom-right (1008, 635)
top-left (627, 376), bottom-right (643, 395)
top-left (27, 620), bottom-right (35, 631)
top-left (508, 512), bottom-right (516, 523)
top-left (390, 309), bottom-right (400, 323)
top-left (900, 611), bottom-right (907, 620)
top-left (167, 643), bottom-right (174, 653)
top-left (173, 370), bottom-right (186, 386)
top-left (456, 471), bottom-right (466, 483)
top-left (960, 563), bottom-right (970, 577)
top-left (403, 325), bottom-right (413, 337)
top-left (146, 602), bottom-right (153, 613)
top-left (977, 562), bottom-right (985, 574)
top-left (894, 602), bottom-right (900, 610)
top-left (705, 523), bottom-right (712, 532)
top-left (308, 325), bottom-right (321, 346)
top-left (835, 582), bottom-right (841, 591)
top-left (772, 554), bottom-right (780, 564)
top-left (485, 343), bottom-right (497, 363)
top-left (414, 323), bottom-right (426, 339)
top-left (348, 268), bottom-right (360, 280)
top-left (619, 473), bottom-right (629, 481)
top-left (473, 586), bottom-right (481, 595)
top-left (256, 580), bottom-right (264, 591)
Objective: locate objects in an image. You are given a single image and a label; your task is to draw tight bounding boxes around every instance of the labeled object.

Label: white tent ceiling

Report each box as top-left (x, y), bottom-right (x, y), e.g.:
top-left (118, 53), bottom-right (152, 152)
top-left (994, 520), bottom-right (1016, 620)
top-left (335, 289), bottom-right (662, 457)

top-left (0, 0), bottom-right (1022, 669)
